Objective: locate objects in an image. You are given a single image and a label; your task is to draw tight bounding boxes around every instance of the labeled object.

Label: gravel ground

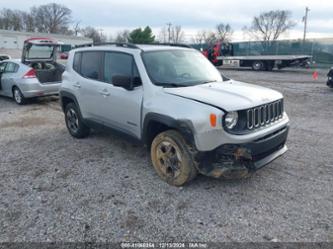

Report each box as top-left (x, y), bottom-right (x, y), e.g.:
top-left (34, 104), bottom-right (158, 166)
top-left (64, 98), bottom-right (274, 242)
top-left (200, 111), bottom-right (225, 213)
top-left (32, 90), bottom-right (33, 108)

top-left (0, 68), bottom-right (332, 242)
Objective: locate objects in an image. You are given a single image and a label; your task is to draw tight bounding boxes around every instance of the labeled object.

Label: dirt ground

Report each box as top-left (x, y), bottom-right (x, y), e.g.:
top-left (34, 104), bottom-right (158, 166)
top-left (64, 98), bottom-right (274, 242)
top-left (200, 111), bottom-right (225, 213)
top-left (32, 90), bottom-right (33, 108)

top-left (0, 68), bottom-right (332, 242)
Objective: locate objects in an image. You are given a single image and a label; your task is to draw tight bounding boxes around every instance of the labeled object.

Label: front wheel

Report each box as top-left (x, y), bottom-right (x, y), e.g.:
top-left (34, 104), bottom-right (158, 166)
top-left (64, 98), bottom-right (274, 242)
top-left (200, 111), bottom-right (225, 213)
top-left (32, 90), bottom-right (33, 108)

top-left (150, 130), bottom-right (198, 186)
top-left (64, 102), bottom-right (90, 138)
top-left (13, 87), bottom-right (26, 105)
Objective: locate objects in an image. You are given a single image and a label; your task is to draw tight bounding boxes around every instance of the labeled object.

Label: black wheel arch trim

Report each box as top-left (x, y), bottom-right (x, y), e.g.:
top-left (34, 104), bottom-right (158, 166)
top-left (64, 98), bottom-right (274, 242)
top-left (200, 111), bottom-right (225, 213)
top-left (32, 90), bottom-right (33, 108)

top-left (142, 113), bottom-right (196, 146)
top-left (60, 90), bottom-right (78, 110)
top-left (59, 90), bottom-right (84, 120)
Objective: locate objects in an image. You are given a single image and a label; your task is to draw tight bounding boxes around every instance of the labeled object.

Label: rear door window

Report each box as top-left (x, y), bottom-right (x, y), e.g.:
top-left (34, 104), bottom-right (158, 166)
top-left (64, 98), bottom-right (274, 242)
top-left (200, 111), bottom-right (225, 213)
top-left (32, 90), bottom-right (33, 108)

top-left (5, 62), bottom-right (18, 73)
top-left (80, 51), bottom-right (103, 80)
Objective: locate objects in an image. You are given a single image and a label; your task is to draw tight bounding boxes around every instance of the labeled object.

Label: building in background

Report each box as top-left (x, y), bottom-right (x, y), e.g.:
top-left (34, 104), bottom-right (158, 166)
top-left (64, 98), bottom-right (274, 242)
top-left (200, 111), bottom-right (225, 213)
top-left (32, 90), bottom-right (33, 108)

top-left (0, 29), bottom-right (92, 58)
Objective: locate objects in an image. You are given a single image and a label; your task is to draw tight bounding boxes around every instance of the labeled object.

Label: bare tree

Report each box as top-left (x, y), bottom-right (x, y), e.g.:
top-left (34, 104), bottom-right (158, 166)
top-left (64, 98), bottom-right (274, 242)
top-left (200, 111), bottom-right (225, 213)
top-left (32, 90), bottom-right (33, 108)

top-left (73, 21), bottom-right (81, 36)
top-left (80, 26), bottom-right (106, 43)
top-left (158, 26), bottom-right (168, 43)
top-left (0, 9), bottom-right (24, 31)
top-left (114, 30), bottom-right (130, 43)
top-left (170, 25), bottom-right (185, 43)
top-left (192, 30), bottom-right (205, 45)
top-left (31, 3), bottom-right (72, 33)
top-left (216, 23), bottom-right (233, 42)
top-left (207, 32), bottom-right (218, 44)
top-left (159, 24), bottom-right (185, 43)
top-left (0, 9), bottom-right (13, 30)
top-left (193, 27), bottom-right (231, 46)
top-left (244, 10), bottom-right (295, 42)
top-left (21, 12), bottom-right (35, 32)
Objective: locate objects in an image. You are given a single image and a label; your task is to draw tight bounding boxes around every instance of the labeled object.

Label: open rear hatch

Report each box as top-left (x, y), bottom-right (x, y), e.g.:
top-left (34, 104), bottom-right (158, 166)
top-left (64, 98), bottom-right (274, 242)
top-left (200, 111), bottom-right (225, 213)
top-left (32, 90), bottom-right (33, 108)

top-left (22, 38), bottom-right (64, 84)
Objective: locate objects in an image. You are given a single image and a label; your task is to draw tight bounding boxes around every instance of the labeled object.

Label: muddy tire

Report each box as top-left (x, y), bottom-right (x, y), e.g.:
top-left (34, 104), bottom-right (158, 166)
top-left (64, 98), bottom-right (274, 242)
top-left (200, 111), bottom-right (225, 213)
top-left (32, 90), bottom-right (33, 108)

top-left (13, 87), bottom-right (26, 105)
top-left (64, 102), bottom-right (90, 138)
top-left (150, 130), bottom-right (198, 186)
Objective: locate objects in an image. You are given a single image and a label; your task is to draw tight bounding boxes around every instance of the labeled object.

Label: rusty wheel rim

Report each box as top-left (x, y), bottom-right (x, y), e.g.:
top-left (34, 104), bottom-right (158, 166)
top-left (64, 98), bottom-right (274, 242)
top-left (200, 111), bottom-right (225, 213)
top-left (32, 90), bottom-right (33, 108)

top-left (155, 140), bottom-right (182, 179)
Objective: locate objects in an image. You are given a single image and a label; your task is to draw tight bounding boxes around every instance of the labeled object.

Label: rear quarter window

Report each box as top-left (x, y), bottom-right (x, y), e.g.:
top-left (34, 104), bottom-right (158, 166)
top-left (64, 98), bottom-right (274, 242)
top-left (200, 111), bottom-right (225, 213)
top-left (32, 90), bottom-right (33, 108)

top-left (73, 52), bottom-right (81, 73)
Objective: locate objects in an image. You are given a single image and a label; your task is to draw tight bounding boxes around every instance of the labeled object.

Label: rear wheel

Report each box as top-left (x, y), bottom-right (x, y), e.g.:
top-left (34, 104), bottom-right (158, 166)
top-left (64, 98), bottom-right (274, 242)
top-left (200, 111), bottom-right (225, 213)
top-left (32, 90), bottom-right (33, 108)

top-left (150, 130), bottom-right (198, 186)
top-left (64, 102), bottom-right (90, 138)
top-left (13, 87), bottom-right (26, 105)
top-left (252, 61), bottom-right (264, 71)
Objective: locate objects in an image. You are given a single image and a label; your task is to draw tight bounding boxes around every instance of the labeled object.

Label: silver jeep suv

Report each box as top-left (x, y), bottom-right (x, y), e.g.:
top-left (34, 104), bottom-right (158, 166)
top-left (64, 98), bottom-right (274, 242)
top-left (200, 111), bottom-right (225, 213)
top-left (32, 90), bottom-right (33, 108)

top-left (60, 43), bottom-right (289, 186)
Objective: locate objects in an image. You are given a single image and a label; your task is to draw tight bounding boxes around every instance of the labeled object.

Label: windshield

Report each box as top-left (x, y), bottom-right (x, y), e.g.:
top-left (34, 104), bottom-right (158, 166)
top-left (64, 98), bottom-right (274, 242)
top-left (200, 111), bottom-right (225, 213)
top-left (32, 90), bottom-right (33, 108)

top-left (142, 50), bottom-right (223, 87)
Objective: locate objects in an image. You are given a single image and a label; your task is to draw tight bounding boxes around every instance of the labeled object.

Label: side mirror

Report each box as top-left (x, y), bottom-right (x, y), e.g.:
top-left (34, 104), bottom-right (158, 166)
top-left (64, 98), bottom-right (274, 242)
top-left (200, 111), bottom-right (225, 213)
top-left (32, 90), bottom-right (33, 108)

top-left (112, 75), bottom-right (133, 90)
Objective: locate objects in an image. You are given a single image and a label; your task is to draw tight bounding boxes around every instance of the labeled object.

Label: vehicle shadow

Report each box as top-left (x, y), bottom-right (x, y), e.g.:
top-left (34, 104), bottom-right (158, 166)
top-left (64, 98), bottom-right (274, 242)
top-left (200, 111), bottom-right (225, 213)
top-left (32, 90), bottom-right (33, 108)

top-left (90, 128), bottom-right (258, 189)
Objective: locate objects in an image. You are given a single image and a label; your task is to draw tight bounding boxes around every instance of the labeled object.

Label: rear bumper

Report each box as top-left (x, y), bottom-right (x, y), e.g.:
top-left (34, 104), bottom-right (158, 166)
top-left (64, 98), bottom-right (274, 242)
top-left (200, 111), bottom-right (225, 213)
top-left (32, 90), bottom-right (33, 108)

top-left (20, 82), bottom-right (61, 98)
top-left (197, 126), bottom-right (289, 178)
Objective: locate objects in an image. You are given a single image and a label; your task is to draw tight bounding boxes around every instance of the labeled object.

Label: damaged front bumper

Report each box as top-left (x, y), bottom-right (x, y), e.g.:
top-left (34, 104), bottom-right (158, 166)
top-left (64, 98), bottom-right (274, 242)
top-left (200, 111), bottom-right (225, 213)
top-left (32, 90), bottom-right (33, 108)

top-left (197, 126), bottom-right (289, 178)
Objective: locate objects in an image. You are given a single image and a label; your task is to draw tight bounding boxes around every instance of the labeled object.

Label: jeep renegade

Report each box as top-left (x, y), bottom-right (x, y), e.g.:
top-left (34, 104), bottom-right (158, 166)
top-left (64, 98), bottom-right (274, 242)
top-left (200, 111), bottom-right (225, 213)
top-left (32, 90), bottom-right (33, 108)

top-left (60, 43), bottom-right (289, 186)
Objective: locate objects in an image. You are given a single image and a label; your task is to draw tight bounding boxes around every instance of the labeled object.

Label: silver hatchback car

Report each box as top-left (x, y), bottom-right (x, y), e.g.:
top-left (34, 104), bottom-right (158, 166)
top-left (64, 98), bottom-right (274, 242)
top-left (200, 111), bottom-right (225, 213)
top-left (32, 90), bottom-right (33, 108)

top-left (0, 38), bottom-right (64, 105)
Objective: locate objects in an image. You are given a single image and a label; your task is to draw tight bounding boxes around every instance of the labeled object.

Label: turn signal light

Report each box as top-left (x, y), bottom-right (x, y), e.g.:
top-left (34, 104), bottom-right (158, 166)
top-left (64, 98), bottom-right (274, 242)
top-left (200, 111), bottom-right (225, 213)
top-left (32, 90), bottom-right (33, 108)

top-left (210, 114), bottom-right (217, 127)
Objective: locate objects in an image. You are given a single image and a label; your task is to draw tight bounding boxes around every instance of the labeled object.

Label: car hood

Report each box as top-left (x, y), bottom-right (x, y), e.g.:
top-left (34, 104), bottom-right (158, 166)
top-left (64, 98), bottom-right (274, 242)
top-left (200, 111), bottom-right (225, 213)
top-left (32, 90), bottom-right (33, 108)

top-left (163, 80), bottom-right (283, 111)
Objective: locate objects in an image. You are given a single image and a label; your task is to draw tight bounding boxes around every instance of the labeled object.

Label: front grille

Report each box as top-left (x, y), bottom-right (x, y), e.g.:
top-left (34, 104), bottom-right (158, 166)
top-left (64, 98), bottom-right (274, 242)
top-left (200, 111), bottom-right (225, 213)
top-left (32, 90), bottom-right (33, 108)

top-left (246, 99), bottom-right (284, 130)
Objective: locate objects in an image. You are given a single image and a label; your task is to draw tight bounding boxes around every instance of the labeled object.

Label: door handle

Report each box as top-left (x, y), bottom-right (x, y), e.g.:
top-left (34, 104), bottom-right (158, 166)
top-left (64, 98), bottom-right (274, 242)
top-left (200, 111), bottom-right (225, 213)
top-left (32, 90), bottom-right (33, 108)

top-left (99, 89), bottom-right (110, 96)
top-left (73, 82), bottom-right (81, 88)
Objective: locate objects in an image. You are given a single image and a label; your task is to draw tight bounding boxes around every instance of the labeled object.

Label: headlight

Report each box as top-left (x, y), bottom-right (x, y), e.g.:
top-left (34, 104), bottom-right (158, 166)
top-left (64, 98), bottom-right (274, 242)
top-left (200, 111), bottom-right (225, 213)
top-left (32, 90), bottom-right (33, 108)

top-left (225, 111), bottom-right (238, 129)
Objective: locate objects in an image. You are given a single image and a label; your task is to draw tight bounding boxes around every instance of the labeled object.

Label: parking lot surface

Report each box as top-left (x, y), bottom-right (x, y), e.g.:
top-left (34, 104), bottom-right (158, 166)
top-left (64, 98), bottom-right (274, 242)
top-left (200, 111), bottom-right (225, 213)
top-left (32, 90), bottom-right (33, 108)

top-left (0, 68), bottom-right (332, 242)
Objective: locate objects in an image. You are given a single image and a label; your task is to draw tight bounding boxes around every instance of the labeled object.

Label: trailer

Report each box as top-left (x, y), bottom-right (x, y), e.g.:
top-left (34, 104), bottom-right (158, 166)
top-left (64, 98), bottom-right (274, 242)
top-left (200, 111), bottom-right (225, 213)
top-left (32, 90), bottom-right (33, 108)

top-left (203, 42), bottom-right (312, 71)
top-left (219, 55), bottom-right (312, 71)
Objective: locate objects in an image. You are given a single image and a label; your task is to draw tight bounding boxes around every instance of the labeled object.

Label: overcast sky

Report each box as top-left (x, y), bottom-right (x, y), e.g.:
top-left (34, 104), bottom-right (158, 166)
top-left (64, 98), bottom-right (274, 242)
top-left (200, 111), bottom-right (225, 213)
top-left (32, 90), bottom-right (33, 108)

top-left (2, 0), bottom-right (333, 41)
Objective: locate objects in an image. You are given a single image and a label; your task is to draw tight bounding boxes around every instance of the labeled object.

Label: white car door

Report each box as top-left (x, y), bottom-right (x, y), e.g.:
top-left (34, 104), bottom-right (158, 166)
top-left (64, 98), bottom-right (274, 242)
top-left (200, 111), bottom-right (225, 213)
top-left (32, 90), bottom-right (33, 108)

top-left (70, 51), bottom-right (106, 123)
top-left (100, 52), bottom-right (143, 138)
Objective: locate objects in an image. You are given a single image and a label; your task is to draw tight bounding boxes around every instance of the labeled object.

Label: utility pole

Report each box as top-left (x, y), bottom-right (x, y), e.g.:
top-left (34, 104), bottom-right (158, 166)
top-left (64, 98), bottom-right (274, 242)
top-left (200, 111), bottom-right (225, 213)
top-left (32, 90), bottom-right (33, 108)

top-left (166, 22), bottom-right (172, 43)
top-left (98, 28), bottom-right (104, 42)
top-left (303, 7), bottom-right (310, 43)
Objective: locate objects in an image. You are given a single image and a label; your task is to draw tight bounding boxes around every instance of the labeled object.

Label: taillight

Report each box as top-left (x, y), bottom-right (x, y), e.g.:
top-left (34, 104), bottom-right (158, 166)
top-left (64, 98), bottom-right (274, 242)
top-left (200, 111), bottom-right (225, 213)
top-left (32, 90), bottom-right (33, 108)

top-left (23, 69), bottom-right (36, 79)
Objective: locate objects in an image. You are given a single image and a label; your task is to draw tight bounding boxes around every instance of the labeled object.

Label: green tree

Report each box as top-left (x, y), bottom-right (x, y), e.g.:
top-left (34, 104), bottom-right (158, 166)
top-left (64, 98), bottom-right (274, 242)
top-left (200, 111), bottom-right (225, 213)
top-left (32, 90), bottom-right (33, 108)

top-left (128, 26), bottom-right (155, 44)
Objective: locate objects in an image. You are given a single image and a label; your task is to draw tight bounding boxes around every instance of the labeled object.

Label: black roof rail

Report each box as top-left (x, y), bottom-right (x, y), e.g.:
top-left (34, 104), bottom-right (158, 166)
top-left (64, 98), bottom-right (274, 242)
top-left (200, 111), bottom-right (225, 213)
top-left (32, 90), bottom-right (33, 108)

top-left (74, 42), bottom-right (192, 50)
top-left (94, 42), bottom-right (140, 49)
top-left (74, 42), bottom-right (140, 49)
top-left (74, 43), bottom-right (93, 48)
top-left (152, 43), bottom-right (193, 48)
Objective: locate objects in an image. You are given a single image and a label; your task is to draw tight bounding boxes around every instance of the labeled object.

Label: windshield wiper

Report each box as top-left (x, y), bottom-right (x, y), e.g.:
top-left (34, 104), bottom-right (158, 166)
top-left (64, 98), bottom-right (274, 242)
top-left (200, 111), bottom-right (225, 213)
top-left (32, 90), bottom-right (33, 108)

top-left (200, 80), bottom-right (218, 84)
top-left (155, 83), bottom-right (187, 88)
